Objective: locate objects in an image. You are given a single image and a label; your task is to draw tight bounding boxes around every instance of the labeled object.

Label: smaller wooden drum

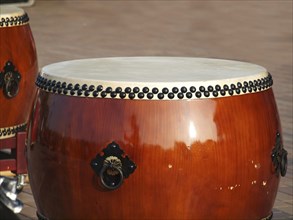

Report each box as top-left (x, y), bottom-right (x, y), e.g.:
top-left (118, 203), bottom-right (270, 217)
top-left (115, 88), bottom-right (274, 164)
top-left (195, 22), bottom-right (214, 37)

top-left (0, 6), bottom-right (38, 139)
top-left (27, 57), bottom-right (287, 220)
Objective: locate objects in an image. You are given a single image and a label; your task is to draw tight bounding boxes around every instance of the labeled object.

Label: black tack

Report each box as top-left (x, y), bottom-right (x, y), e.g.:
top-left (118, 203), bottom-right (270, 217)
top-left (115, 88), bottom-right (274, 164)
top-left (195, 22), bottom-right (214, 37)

top-left (168, 93), bottom-right (174, 99)
top-left (142, 87), bottom-right (149, 93)
top-left (82, 84), bottom-right (88, 90)
top-left (115, 87), bottom-right (122, 93)
top-left (138, 92), bottom-right (144, 99)
top-left (152, 88), bottom-right (159, 94)
top-left (207, 86), bottom-right (213, 92)
top-left (120, 92), bottom-right (126, 99)
top-left (147, 93), bottom-right (154, 99)
top-left (215, 85), bottom-right (221, 91)
top-left (162, 87), bottom-right (169, 94)
top-left (204, 91), bottom-right (210, 97)
top-left (186, 92), bottom-right (192, 98)
top-left (181, 87), bottom-right (187, 93)
top-left (110, 92), bottom-right (117, 98)
top-left (101, 91), bottom-right (107, 98)
top-left (133, 87), bottom-right (140, 93)
top-left (212, 91), bottom-right (218, 97)
top-left (230, 84), bottom-right (236, 90)
top-left (199, 86), bottom-right (205, 92)
top-left (189, 86), bottom-right (196, 92)
top-left (77, 89), bottom-right (83, 96)
top-left (74, 84), bottom-right (80, 90)
top-left (106, 87), bottom-right (112, 93)
top-left (172, 87), bottom-right (179, 93)
top-left (177, 93), bottom-right (184, 99)
top-left (93, 91), bottom-right (99, 97)
top-left (125, 87), bottom-right (131, 93)
top-left (129, 93), bottom-right (135, 99)
top-left (195, 91), bottom-right (202, 98)
top-left (97, 85), bottom-right (103, 92)
top-left (158, 93), bottom-right (164, 99)
top-left (85, 90), bottom-right (90, 97)
top-left (89, 85), bottom-right (95, 91)
top-left (67, 83), bottom-right (73, 90)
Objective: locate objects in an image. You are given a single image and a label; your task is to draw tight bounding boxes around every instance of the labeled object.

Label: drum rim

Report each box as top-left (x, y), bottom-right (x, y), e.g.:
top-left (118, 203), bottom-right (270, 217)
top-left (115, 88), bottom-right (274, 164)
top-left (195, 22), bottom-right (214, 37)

top-left (0, 6), bottom-right (29, 28)
top-left (0, 123), bottom-right (27, 140)
top-left (36, 57), bottom-right (273, 100)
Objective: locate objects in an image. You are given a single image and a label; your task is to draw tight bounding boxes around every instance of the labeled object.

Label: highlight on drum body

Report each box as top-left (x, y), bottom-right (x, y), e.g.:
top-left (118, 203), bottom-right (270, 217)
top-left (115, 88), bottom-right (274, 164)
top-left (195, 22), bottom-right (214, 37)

top-left (26, 57), bottom-right (288, 220)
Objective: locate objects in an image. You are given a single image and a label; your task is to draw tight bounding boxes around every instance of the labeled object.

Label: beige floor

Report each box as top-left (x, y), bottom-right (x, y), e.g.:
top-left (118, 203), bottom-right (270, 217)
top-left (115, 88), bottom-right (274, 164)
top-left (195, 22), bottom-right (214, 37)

top-left (3, 0), bottom-right (292, 219)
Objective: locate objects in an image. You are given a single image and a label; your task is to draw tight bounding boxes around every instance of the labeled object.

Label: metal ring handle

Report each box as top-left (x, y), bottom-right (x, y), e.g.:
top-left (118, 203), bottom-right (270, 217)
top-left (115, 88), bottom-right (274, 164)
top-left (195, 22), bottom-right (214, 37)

top-left (99, 164), bottom-right (124, 190)
top-left (4, 78), bottom-right (19, 98)
top-left (91, 142), bottom-right (136, 190)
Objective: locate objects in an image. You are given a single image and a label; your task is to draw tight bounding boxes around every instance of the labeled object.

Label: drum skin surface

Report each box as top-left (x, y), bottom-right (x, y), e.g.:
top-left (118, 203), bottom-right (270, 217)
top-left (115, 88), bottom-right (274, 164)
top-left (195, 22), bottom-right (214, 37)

top-left (0, 6), bottom-right (38, 139)
top-left (28, 88), bottom-right (280, 220)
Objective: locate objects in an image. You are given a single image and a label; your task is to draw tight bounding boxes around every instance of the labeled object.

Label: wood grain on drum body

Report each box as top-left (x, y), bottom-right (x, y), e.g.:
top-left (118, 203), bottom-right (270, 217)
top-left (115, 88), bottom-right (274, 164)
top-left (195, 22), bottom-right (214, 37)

top-left (28, 88), bottom-right (280, 220)
top-left (0, 23), bottom-right (38, 129)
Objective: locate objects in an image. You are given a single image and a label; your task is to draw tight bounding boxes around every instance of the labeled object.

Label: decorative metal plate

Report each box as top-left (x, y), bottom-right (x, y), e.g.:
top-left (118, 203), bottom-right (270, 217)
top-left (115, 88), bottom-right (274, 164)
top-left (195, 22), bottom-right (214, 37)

top-left (91, 142), bottom-right (136, 190)
top-left (271, 132), bottom-right (288, 177)
top-left (0, 61), bottom-right (21, 98)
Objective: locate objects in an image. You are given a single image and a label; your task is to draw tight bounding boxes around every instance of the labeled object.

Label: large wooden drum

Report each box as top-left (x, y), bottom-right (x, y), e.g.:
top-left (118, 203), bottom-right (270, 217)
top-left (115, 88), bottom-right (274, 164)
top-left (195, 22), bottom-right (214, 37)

top-left (27, 57), bottom-right (287, 220)
top-left (0, 6), bottom-right (38, 139)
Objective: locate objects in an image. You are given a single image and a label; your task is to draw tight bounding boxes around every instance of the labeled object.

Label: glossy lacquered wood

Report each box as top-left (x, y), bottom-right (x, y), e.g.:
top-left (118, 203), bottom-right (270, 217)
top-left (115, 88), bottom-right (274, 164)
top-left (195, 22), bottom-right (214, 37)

top-left (27, 88), bottom-right (281, 220)
top-left (0, 24), bottom-right (38, 129)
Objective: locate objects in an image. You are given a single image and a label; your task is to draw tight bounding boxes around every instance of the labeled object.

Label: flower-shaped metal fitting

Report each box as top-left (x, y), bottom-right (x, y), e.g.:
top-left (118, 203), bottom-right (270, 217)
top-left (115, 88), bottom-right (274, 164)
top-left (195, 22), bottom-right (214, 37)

top-left (0, 61), bottom-right (21, 98)
top-left (91, 142), bottom-right (136, 190)
top-left (271, 132), bottom-right (288, 177)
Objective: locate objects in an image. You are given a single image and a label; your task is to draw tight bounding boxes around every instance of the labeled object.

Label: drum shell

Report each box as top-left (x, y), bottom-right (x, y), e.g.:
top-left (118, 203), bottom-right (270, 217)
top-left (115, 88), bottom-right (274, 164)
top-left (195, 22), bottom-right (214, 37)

top-left (27, 88), bottom-right (281, 220)
top-left (0, 23), bottom-right (38, 130)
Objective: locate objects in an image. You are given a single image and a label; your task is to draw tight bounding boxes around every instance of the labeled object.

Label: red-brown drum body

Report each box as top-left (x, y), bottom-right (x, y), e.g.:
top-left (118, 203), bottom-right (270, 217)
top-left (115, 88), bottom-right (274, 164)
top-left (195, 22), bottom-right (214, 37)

top-left (0, 6), bottom-right (38, 139)
top-left (27, 58), bottom-right (287, 220)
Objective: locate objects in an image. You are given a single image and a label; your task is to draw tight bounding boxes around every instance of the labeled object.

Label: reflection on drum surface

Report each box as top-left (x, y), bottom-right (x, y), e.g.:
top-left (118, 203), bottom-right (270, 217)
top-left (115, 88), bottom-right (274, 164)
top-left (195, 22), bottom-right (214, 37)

top-left (27, 58), bottom-right (285, 220)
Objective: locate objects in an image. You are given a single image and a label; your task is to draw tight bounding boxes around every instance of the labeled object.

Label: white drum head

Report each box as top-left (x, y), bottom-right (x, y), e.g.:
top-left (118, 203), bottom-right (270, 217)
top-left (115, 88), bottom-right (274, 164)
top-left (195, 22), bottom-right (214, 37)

top-left (37, 57), bottom-right (272, 100)
top-left (0, 5), bottom-right (28, 27)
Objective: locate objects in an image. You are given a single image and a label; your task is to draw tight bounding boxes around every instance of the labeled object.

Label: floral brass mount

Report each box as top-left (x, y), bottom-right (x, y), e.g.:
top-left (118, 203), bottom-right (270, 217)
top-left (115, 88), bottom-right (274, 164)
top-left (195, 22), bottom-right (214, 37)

top-left (0, 61), bottom-right (21, 98)
top-left (91, 142), bottom-right (136, 190)
top-left (271, 132), bottom-right (288, 177)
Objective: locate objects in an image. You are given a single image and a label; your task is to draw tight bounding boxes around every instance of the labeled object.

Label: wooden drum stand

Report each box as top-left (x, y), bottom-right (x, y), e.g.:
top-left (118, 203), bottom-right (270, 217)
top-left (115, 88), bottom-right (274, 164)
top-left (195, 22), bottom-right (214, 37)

top-left (0, 131), bottom-right (27, 191)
